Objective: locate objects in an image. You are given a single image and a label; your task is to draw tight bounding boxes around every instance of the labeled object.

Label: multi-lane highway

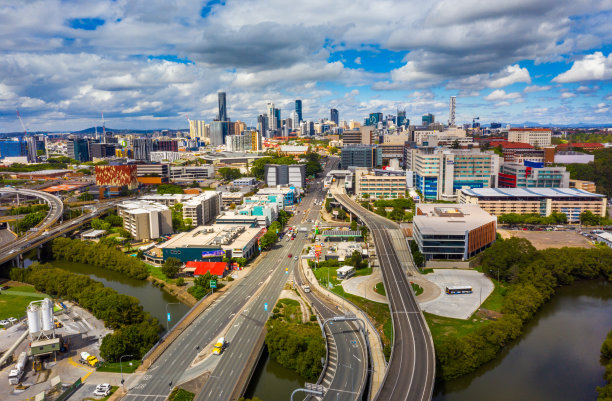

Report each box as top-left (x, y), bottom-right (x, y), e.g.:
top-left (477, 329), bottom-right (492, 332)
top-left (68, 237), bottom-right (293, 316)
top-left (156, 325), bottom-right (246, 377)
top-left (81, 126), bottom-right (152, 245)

top-left (330, 183), bottom-right (435, 401)
top-left (124, 156), bottom-right (368, 401)
top-left (0, 187), bottom-right (64, 231)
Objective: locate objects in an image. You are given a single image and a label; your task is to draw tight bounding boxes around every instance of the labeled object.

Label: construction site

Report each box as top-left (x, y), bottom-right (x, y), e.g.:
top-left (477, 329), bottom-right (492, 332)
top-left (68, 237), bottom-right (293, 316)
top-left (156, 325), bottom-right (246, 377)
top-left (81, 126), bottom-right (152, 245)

top-left (0, 294), bottom-right (110, 401)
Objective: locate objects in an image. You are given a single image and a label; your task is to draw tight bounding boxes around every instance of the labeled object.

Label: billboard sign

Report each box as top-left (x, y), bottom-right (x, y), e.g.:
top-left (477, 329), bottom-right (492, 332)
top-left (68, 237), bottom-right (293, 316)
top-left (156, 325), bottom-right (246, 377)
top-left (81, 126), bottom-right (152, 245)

top-left (202, 250), bottom-right (226, 258)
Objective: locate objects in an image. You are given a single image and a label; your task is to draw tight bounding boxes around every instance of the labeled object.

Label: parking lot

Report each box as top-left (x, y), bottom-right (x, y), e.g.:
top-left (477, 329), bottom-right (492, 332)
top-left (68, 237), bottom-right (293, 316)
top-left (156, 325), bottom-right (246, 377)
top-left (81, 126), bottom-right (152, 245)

top-left (498, 229), bottom-right (594, 249)
top-left (419, 269), bottom-right (494, 320)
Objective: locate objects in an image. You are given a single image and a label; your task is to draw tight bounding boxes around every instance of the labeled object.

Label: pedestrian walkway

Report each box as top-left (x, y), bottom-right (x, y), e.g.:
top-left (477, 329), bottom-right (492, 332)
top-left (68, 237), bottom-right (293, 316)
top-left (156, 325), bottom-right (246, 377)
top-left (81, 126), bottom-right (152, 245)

top-left (340, 269), bottom-right (388, 304)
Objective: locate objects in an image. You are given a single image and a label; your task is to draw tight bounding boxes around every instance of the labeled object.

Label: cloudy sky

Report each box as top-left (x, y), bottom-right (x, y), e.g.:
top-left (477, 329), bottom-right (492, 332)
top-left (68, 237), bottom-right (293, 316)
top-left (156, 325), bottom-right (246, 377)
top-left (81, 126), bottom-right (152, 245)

top-left (1, 0), bottom-right (611, 132)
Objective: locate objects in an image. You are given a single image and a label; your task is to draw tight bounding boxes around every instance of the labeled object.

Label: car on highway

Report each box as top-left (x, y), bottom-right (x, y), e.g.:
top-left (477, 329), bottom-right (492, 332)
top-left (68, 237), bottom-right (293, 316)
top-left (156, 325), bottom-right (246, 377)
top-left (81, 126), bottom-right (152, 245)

top-left (288, 254), bottom-right (293, 258)
top-left (294, 256), bottom-right (298, 260)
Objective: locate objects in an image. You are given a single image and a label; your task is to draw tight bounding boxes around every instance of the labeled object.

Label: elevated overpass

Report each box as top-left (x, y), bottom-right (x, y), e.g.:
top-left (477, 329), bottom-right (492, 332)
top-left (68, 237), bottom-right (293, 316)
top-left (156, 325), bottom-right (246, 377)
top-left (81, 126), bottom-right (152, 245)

top-left (329, 181), bottom-right (435, 401)
top-left (0, 187), bottom-right (64, 231)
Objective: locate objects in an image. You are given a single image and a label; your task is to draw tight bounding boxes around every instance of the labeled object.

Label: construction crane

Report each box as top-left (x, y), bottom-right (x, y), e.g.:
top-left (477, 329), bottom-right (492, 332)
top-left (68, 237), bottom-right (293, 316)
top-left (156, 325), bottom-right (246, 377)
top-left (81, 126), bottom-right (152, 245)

top-left (102, 112), bottom-right (106, 138)
top-left (16, 109), bottom-right (27, 136)
top-left (472, 116), bottom-right (480, 129)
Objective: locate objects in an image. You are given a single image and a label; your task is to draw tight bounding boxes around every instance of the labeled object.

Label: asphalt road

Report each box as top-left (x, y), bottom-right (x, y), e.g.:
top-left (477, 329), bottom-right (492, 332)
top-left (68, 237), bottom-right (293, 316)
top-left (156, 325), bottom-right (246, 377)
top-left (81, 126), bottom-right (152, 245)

top-left (294, 262), bottom-right (368, 401)
top-left (330, 185), bottom-right (435, 401)
top-left (124, 157), bottom-right (367, 401)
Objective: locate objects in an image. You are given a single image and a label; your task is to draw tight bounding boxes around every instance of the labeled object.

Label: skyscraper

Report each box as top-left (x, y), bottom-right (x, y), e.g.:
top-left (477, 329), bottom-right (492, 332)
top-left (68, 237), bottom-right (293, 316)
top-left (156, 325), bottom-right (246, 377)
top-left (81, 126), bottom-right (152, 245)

top-left (422, 113), bottom-right (435, 126)
top-left (267, 102), bottom-right (277, 131)
top-left (67, 138), bottom-right (90, 162)
top-left (295, 100), bottom-right (303, 123)
top-left (257, 114), bottom-right (268, 136)
top-left (189, 120), bottom-right (207, 140)
top-left (330, 108), bottom-right (339, 125)
top-left (133, 138), bottom-right (153, 161)
top-left (397, 109), bottom-right (407, 126)
top-left (449, 96), bottom-right (456, 127)
top-left (218, 92), bottom-right (227, 122)
top-left (209, 121), bottom-right (229, 147)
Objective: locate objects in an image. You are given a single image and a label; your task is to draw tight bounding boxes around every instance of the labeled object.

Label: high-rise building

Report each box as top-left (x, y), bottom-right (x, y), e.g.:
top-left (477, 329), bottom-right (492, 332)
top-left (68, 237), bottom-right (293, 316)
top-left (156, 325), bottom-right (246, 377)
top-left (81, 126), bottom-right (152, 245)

top-left (340, 145), bottom-right (382, 169)
top-left (368, 113), bottom-right (383, 126)
top-left (449, 96), bottom-right (456, 126)
top-left (218, 92), bottom-right (227, 122)
top-left (189, 120), bottom-right (207, 140)
top-left (507, 128), bottom-right (552, 147)
top-left (251, 131), bottom-right (263, 151)
top-left (226, 134), bottom-right (252, 152)
top-left (295, 100), bottom-right (303, 123)
top-left (67, 138), bottom-right (90, 162)
top-left (397, 110), bottom-right (407, 126)
top-left (330, 109), bottom-right (339, 126)
top-left (499, 163), bottom-right (569, 188)
top-left (209, 121), bottom-right (229, 147)
top-left (407, 148), bottom-right (498, 201)
top-left (26, 135), bottom-right (47, 162)
top-left (267, 102), bottom-right (277, 131)
top-left (156, 140), bottom-right (179, 152)
top-left (257, 115), bottom-right (268, 136)
top-left (422, 113), bottom-right (435, 126)
top-left (133, 138), bottom-right (153, 161)
top-left (90, 143), bottom-right (116, 159)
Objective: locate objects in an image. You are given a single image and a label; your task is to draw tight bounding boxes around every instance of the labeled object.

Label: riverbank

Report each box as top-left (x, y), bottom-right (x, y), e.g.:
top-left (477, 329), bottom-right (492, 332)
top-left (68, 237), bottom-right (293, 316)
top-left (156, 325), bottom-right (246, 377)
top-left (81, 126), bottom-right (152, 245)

top-left (432, 237), bottom-right (612, 380)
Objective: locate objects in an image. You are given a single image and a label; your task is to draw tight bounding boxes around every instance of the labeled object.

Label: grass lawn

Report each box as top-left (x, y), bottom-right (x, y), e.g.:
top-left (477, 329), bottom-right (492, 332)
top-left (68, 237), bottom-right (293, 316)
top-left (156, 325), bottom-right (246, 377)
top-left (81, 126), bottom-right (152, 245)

top-left (480, 279), bottom-right (506, 312)
top-left (374, 282), bottom-right (386, 296)
top-left (97, 360), bottom-right (141, 374)
top-left (0, 285), bottom-right (48, 321)
top-left (411, 283), bottom-right (423, 296)
top-left (145, 263), bottom-right (172, 282)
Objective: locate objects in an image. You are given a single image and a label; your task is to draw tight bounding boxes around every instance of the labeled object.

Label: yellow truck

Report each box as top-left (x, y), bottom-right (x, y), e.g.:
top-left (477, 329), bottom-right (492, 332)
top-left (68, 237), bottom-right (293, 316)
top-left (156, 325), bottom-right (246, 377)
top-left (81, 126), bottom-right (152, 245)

top-left (212, 337), bottom-right (226, 355)
top-left (79, 351), bottom-right (99, 367)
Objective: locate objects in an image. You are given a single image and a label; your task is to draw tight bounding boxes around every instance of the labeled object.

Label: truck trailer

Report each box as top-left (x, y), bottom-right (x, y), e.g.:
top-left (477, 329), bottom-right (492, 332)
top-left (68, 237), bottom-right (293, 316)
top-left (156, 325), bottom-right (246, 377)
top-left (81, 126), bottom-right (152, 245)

top-left (8, 352), bottom-right (27, 385)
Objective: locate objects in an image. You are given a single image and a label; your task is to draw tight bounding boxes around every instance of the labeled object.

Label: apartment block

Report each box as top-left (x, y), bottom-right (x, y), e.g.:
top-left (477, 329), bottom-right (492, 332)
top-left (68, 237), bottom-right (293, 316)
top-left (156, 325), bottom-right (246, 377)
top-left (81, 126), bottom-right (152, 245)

top-left (507, 128), bottom-right (552, 147)
top-left (354, 168), bottom-right (407, 199)
top-left (117, 200), bottom-right (173, 240)
top-left (182, 191), bottom-right (222, 226)
top-left (569, 179), bottom-right (597, 193)
top-left (458, 187), bottom-right (607, 223)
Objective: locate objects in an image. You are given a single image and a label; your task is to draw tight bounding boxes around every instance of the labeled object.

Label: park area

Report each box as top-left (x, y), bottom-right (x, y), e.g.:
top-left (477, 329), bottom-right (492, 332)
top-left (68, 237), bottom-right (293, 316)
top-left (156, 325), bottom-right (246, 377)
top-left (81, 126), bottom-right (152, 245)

top-left (0, 282), bottom-right (48, 321)
top-left (497, 229), bottom-right (594, 249)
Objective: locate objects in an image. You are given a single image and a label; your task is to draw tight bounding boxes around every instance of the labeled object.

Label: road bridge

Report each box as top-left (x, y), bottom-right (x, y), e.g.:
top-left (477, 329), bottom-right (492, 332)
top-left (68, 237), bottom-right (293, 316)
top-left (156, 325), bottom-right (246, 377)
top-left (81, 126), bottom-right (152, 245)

top-left (329, 180), bottom-right (435, 401)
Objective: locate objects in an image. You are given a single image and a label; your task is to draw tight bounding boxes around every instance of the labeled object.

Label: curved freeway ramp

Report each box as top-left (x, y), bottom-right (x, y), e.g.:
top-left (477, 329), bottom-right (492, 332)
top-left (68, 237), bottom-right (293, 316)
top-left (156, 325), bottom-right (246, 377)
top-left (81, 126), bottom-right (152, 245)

top-left (330, 184), bottom-right (435, 401)
top-left (0, 187), bottom-right (63, 230)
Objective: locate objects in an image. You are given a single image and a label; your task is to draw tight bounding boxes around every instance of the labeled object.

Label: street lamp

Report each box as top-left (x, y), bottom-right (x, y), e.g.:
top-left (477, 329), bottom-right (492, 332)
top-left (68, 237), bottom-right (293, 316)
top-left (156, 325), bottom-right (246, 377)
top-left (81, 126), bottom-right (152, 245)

top-left (120, 354), bottom-right (133, 388)
top-left (165, 302), bottom-right (181, 331)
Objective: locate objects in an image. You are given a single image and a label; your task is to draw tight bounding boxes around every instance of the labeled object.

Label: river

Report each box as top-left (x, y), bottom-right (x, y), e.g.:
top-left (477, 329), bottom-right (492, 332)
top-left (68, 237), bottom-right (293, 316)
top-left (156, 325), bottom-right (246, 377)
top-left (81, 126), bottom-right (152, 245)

top-left (24, 254), bottom-right (190, 332)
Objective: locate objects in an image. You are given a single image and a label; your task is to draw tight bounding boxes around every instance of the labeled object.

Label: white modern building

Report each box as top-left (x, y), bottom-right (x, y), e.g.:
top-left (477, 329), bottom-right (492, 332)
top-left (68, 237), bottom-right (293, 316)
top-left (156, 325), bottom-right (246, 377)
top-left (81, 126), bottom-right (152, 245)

top-left (508, 128), bottom-right (552, 147)
top-left (117, 200), bottom-right (173, 240)
top-left (182, 191), bottom-right (222, 226)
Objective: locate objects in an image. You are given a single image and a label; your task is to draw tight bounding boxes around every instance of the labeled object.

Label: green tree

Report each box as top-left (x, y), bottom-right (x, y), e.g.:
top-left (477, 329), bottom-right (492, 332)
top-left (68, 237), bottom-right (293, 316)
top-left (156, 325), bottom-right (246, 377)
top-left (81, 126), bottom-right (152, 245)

top-left (218, 167), bottom-right (242, 181)
top-left (162, 257), bottom-right (182, 278)
top-left (78, 193), bottom-right (94, 201)
top-left (91, 218), bottom-right (111, 231)
top-left (156, 184), bottom-right (184, 195)
top-left (350, 220), bottom-right (358, 231)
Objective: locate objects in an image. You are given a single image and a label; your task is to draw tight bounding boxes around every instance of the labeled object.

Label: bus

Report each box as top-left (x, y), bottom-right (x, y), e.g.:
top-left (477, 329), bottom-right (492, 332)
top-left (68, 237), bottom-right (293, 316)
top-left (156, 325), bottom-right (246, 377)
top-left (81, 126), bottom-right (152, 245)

top-left (445, 285), bottom-right (473, 295)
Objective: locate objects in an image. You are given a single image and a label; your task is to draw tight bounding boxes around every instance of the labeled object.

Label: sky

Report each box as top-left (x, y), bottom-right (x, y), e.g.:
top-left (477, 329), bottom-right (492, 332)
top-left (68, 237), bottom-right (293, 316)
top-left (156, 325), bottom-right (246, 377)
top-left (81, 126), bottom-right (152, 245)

top-left (0, 0), bottom-right (611, 132)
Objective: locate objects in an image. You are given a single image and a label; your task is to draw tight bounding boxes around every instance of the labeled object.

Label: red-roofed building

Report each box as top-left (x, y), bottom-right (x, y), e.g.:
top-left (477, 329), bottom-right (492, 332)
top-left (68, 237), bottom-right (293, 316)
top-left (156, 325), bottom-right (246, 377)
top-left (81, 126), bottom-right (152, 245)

top-left (490, 141), bottom-right (543, 163)
top-left (185, 261), bottom-right (227, 277)
top-left (556, 143), bottom-right (604, 151)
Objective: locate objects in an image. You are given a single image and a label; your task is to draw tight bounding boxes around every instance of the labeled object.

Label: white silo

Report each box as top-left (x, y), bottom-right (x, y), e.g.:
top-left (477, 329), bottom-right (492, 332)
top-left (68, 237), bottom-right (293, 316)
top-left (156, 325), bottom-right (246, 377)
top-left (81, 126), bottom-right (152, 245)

top-left (27, 304), bottom-right (41, 334)
top-left (41, 298), bottom-right (54, 332)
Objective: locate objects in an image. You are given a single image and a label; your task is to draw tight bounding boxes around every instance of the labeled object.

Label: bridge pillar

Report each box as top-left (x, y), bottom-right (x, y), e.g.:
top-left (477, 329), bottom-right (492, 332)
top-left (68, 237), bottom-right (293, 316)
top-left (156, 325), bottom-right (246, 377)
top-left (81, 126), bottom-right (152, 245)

top-left (37, 246), bottom-right (42, 260)
top-left (18, 254), bottom-right (24, 268)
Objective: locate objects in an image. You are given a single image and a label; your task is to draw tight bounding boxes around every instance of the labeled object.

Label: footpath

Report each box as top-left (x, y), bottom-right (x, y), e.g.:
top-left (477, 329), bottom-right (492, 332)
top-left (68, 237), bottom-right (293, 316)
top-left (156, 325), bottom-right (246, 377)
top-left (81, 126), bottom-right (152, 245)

top-left (299, 258), bottom-right (386, 401)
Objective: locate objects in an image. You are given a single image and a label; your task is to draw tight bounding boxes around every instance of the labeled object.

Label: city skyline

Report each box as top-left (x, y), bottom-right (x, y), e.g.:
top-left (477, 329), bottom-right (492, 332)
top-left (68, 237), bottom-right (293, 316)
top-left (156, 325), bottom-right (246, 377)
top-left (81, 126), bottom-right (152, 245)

top-left (0, 0), bottom-right (611, 131)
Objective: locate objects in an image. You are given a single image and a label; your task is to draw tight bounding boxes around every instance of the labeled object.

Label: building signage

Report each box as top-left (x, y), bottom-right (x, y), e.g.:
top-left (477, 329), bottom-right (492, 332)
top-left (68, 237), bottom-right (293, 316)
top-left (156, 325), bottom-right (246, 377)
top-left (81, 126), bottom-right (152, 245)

top-left (202, 250), bottom-right (225, 258)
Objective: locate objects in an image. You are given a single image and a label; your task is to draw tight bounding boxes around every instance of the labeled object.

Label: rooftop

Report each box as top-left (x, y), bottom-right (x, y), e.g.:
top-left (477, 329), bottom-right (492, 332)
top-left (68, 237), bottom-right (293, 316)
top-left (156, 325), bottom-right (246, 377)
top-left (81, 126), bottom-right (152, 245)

top-left (160, 224), bottom-right (263, 250)
top-left (414, 204), bottom-right (496, 234)
top-left (119, 200), bottom-right (170, 213)
top-left (460, 187), bottom-right (605, 198)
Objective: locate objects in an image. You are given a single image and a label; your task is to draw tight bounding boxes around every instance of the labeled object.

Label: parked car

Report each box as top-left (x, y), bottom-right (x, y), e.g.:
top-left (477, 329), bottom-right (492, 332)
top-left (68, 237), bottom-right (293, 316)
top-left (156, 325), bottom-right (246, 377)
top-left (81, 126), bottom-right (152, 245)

top-left (95, 383), bottom-right (111, 392)
top-left (93, 388), bottom-right (110, 397)
top-left (0, 320), bottom-right (8, 326)
top-left (7, 317), bottom-right (17, 323)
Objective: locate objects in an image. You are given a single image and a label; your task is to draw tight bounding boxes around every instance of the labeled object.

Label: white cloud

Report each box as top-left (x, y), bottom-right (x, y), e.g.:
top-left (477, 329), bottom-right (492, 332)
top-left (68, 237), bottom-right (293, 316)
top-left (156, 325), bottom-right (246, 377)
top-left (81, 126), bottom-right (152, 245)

top-left (488, 65), bottom-right (531, 88)
top-left (553, 52), bottom-right (612, 82)
top-left (561, 92), bottom-right (576, 98)
top-left (524, 85), bottom-right (552, 93)
top-left (484, 89), bottom-right (522, 101)
top-left (354, 57), bottom-right (361, 65)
